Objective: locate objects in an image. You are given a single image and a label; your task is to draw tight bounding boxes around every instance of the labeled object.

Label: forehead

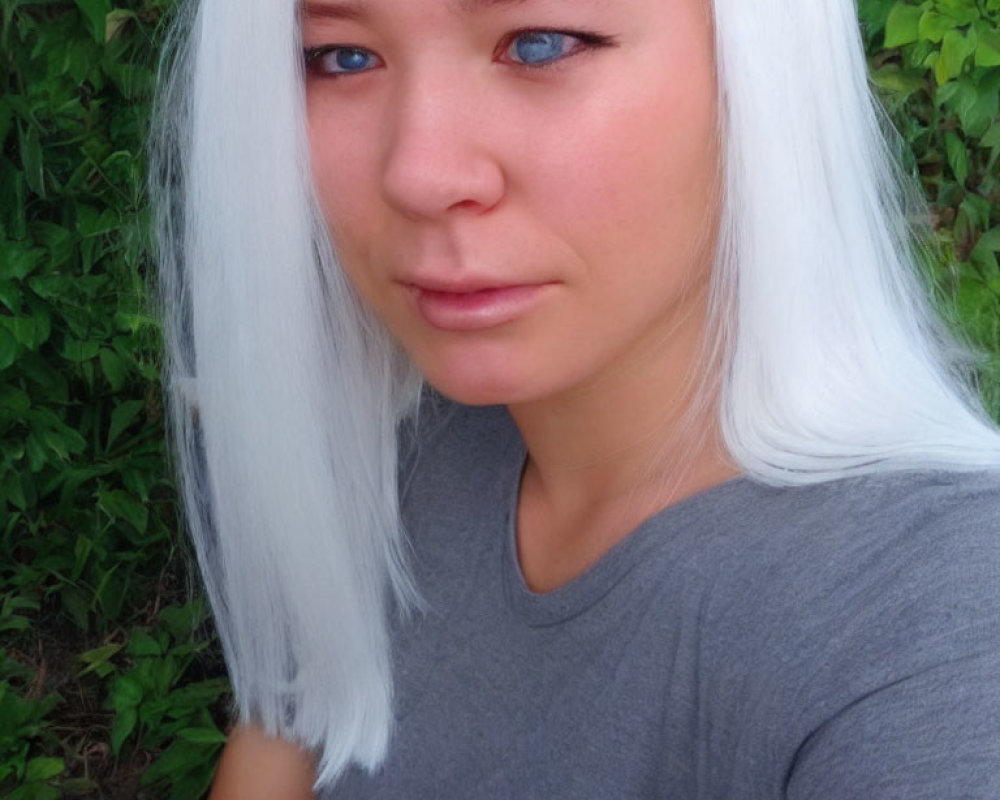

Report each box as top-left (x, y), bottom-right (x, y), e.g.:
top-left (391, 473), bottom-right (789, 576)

top-left (302, 0), bottom-right (532, 21)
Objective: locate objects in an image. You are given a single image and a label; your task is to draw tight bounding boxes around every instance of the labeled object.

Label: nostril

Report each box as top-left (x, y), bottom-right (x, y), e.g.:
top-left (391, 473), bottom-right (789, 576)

top-left (449, 198), bottom-right (489, 213)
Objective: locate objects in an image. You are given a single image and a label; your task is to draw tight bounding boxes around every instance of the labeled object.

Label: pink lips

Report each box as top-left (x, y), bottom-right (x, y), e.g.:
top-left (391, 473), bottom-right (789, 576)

top-left (405, 280), bottom-right (552, 332)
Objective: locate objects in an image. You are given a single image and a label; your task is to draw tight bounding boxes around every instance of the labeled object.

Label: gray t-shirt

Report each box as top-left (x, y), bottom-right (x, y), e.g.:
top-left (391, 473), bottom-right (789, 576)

top-left (323, 400), bottom-right (1000, 799)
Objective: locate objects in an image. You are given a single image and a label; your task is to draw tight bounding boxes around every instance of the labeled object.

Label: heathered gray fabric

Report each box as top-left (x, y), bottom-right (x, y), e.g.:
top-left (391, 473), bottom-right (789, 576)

top-left (323, 399), bottom-right (1000, 799)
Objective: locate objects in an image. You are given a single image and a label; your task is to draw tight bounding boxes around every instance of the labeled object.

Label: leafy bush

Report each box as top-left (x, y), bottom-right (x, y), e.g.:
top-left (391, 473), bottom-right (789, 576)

top-left (0, 0), bottom-right (997, 798)
top-left (1, 1), bottom-right (226, 797)
top-left (861, 0), bottom-right (1000, 413)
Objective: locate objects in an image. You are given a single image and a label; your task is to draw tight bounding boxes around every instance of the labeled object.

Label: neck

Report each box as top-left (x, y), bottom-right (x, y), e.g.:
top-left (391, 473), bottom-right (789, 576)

top-left (507, 285), bottom-right (736, 514)
top-left (506, 286), bottom-right (739, 592)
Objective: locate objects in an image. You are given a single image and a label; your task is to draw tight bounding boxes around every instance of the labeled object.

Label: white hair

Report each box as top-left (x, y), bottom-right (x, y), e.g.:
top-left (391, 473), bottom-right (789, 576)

top-left (710, 0), bottom-right (1000, 479)
top-left (151, 0), bottom-right (1000, 787)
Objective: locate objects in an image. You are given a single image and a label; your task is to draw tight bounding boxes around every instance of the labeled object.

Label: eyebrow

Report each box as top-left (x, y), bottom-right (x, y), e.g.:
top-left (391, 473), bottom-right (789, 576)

top-left (301, 1), bottom-right (368, 21)
top-left (452, 0), bottom-right (531, 11)
top-left (301, 0), bottom-right (531, 22)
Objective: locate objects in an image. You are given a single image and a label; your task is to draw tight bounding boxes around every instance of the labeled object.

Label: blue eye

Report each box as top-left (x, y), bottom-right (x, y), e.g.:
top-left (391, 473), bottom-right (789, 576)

top-left (507, 31), bottom-right (578, 66)
top-left (305, 46), bottom-right (381, 76)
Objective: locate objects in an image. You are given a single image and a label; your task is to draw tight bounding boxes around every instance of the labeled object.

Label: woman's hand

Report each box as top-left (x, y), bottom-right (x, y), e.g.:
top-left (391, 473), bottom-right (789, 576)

top-left (209, 724), bottom-right (318, 800)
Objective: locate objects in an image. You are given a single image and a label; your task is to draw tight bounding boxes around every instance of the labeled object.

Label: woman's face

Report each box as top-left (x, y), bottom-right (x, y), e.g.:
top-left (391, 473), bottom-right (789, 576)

top-left (305, 0), bottom-right (719, 406)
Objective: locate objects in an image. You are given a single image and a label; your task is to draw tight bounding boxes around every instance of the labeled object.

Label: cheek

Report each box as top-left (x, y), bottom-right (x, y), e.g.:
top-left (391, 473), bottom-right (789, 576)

top-left (306, 94), bottom-right (380, 256)
top-left (306, 100), bottom-right (394, 322)
top-left (528, 54), bottom-right (719, 277)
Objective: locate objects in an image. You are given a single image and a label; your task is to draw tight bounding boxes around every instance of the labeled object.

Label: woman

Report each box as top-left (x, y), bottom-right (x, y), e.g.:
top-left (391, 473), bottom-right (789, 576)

top-left (152, 0), bottom-right (1000, 796)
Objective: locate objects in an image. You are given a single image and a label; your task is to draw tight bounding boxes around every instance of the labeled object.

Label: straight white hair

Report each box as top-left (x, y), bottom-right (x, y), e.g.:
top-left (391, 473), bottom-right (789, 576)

top-left (711, 0), bottom-right (1000, 479)
top-left (151, 0), bottom-right (1000, 787)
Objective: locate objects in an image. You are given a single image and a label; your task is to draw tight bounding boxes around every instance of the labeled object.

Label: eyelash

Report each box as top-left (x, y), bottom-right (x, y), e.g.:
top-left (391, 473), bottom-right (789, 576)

top-left (304, 45), bottom-right (382, 77)
top-left (496, 28), bottom-right (615, 70)
top-left (302, 28), bottom-right (615, 78)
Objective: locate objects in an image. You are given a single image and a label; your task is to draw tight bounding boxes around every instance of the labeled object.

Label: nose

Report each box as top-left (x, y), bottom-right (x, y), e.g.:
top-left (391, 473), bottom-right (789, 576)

top-left (380, 75), bottom-right (506, 220)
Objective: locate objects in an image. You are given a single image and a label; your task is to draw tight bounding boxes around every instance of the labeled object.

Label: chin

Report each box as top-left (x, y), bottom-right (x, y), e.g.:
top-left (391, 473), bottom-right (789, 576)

top-left (421, 370), bottom-right (529, 408)
top-left (414, 349), bottom-right (552, 408)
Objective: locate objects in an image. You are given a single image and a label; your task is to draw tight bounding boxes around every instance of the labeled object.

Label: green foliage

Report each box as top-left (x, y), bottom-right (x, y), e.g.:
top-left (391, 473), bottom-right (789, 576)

top-left (860, 0), bottom-right (1000, 414)
top-left (0, 0), bottom-right (997, 798)
top-left (1, 0), bottom-right (228, 797)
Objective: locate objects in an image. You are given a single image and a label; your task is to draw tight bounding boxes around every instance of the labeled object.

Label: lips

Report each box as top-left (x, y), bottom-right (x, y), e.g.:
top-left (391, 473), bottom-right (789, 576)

top-left (402, 278), bottom-right (554, 332)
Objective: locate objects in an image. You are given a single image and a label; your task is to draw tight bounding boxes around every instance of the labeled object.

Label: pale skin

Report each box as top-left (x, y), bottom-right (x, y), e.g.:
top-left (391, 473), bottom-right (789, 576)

top-left (211, 0), bottom-right (732, 794)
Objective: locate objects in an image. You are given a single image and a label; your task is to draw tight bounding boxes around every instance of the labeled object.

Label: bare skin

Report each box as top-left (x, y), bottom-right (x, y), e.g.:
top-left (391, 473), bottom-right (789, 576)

top-left (510, 280), bottom-right (738, 592)
top-left (209, 725), bottom-right (317, 799)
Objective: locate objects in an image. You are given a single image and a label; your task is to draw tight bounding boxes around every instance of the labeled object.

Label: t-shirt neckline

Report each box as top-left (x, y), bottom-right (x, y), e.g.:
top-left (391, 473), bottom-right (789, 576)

top-left (500, 432), bottom-right (749, 628)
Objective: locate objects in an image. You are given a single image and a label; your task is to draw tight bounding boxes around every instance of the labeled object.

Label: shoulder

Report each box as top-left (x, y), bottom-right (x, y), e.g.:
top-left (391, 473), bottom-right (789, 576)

top-left (690, 468), bottom-right (1000, 718)
top-left (718, 467), bottom-right (1000, 582)
top-left (734, 466), bottom-right (1000, 534)
top-left (696, 471), bottom-right (1000, 797)
top-left (708, 467), bottom-right (1000, 714)
top-left (722, 467), bottom-right (1000, 629)
top-left (769, 469), bottom-right (1000, 798)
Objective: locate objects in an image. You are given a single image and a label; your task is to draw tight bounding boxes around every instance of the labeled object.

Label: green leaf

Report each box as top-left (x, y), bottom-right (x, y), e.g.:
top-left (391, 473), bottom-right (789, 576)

top-left (177, 726), bottom-right (228, 744)
top-left (960, 194), bottom-right (992, 232)
top-left (24, 757), bottom-right (64, 782)
top-left (159, 602), bottom-right (205, 641)
top-left (110, 674), bottom-right (145, 711)
top-left (955, 82), bottom-right (999, 137)
top-left (98, 488), bottom-right (149, 532)
top-left (78, 642), bottom-right (123, 675)
top-left (73, 0), bottom-right (112, 43)
top-left (127, 630), bottom-right (163, 657)
top-left (158, 678), bottom-right (229, 711)
top-left (61, 585), bottom-right (90, 632)
top-left (114, 311), bottom-right (157, 334)
top-left (4, 313), bottom-right (51, 351)
top-left (107, 399), bottom-right (145, 450)
top-left (934, 0), bottom-right (979, 25)
top-left (169, 768), bottom-right (217, 800)
top-left (4, 472), bottom-right (27, 511)
top-left (0, 615), bottom-right (31, 633)
top-left (0, 384), bottom-right (31, 415)
top-left (17, 124), bottom-right (44, 198)
top-left (0, 328), bottom-right (18, 370)
top-left (975, 24), bottom-right (1000, 66)
top-left (60, 338), bottom-right (101, 362)
top-left (99, 347), bottom-right (128, 391)
top-left (105, 8), bottom-right (136, 42)
top-left (141, 740), bottom-right (217, 787)
top-left (95, 569), bottom-right (126, 619)
top-left (32, 412), bottom-right (87, 459)
top-left (936, 29), bottom-right (976, 82)
top-left (976, 227), bottom-right (1000, 254)
top-left (25, 434), bottom-right (49, 472)
top-left (32, 222), bottom-right (75, 267)
top-left (0, 279), bottom-right (19, 314)
top-left (18, 354), bottom-right (68, 403)
top-left (110, 706), bottom-right (138, 755)
top-left (945, 131), bottom-right (969, 185)
top-left (919, 10), bottom-right (956, 44)
top-left (884, 3), bottom-right (924, 47)
top-left (0, 245), bottom-right (45, 281)
top-left (982, 121), bottom-right (1000, 148)
top-left (955, 273), bottom-right (996, 322)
